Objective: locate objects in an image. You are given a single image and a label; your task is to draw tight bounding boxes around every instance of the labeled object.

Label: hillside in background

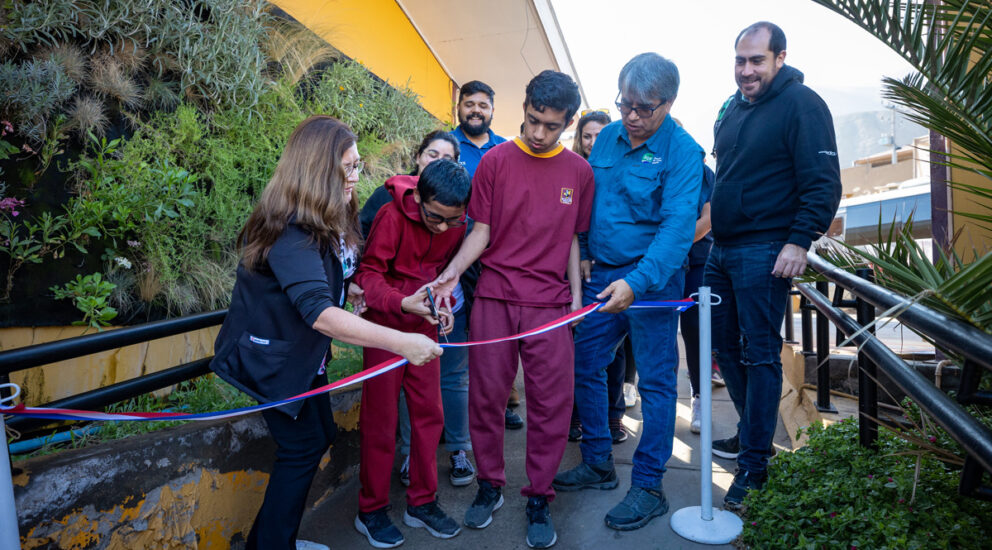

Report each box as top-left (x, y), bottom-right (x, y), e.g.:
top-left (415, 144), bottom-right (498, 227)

top-left (833, 110), bottom-right (928, 168)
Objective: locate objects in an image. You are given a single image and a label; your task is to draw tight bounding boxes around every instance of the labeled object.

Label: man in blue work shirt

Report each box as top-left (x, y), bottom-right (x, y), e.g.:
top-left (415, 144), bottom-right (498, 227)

top-left (553, 53), bottom-right (703, 531)
top-left (451, 80), bottom-right (507, 177)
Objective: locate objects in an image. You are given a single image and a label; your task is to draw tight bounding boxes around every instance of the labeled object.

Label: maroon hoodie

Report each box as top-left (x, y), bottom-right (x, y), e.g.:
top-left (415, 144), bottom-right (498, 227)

top-left (355, 175), bottom-right (466, 333)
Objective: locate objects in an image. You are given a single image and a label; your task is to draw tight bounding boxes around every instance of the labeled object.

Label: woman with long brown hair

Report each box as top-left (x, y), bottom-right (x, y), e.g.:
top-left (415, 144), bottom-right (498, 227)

top-left (211, 115), bottom-right (442, 550)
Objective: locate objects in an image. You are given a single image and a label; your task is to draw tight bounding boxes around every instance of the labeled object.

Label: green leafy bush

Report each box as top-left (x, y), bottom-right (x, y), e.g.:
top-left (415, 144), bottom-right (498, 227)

top-left (742, 418), bottom-right (992, 549)
top-left (50, 272), bottom-right (117, 330)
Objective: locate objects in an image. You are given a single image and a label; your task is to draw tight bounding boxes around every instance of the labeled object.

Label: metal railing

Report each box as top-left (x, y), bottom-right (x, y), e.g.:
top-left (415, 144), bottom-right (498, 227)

top-left (0, 310), bottom-right (226, 435)
top-left (797, 252), bottom-right (992, 500)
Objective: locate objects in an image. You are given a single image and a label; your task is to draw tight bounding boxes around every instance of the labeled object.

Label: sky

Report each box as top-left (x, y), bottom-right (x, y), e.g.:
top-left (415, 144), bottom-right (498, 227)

top-left (551, 0), bottom-right (917, 156)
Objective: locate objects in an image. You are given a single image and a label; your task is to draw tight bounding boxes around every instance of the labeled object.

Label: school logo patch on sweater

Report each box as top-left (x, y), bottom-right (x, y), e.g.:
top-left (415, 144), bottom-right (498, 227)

top-left (560, 188), bottom-right (574, 205)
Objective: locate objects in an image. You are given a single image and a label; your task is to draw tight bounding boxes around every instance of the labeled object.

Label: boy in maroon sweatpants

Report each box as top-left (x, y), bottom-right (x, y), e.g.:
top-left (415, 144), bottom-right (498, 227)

top-left (433, 70), bottom-right (593, 549)
top-left (354, 159), bottom-right (471, 548)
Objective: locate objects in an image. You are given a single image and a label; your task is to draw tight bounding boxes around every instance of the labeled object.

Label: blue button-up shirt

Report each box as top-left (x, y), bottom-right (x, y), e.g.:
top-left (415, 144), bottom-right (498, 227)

top-left (451, 126), bottom-right (507, 178)
top-left (584, 116), bottom-right (704, 296)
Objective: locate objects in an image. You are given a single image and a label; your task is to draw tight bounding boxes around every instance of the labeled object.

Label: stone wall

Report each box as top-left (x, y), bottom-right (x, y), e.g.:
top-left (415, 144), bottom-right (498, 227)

top-left (13, 389), bottom-right (361, 549)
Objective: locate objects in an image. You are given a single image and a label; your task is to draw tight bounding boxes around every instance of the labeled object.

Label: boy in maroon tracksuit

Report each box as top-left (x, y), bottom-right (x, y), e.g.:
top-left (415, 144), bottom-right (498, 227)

top-left (354, 159), bottom-right (472, 547)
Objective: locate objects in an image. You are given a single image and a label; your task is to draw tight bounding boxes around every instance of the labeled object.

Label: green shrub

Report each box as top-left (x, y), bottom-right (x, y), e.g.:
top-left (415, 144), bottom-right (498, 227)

top-left (50, 272), bottom-right (117, 330)
top-left (742, 418), bottom-right (992, 549)
top-left (0, 58), bottom-right (75, 141)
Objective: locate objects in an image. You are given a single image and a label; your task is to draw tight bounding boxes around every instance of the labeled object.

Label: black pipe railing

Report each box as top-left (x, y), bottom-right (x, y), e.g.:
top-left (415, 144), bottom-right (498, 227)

top-left (799, 251), bottom-right (992, 500)
top-left (0, 310), bottom-right (226, 376)
top-left (5, 358), bottom-right (213, 433)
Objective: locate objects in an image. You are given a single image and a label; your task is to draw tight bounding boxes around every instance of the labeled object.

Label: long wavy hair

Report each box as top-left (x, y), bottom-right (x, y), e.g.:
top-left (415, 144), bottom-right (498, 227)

top-left (571, 110), bottom-right (611, 158)
top-left (238, 115), bottom-right (361, 271)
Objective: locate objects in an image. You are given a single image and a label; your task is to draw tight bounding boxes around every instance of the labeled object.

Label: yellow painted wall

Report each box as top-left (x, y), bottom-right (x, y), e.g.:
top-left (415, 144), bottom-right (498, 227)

top-left (948, 143), bottom-right (992, 261)
top-left (0, 326), bottom-right (219, 405)
top-left (272, 0), bottom-right (454, 123)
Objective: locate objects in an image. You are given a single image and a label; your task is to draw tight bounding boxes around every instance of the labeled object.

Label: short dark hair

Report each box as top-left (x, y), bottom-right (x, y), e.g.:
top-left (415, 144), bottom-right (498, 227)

top-left (418, 159), bottom-right (472, 208)
top-left (458, 80), bottom-right (495, 104)
top-left (524, 70), bottom-right (581, 122)
top-left (735, 21), bottom-right (787, 57)
top-left (412, 130), bottom-right (460, 173)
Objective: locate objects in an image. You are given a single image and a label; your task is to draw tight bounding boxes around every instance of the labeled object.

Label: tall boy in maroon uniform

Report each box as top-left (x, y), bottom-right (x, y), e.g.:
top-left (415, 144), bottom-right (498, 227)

top-left (433, 70), bottom-right (593, 549)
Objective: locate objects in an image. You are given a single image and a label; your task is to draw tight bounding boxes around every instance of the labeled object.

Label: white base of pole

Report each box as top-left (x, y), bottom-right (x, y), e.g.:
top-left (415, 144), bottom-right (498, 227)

top-left (670, 506), bottom-right (743, 545)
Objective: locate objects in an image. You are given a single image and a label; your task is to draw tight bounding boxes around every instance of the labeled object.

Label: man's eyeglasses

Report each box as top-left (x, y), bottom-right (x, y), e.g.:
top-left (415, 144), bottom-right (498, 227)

top-left (580, 108), bottom-right (610, 117)
top-left (420, 202), bottom-right (465, 227)
top-left (614, 92), bottom-right (667, 119)
top-left (344, 160), bottom-right (365, 177)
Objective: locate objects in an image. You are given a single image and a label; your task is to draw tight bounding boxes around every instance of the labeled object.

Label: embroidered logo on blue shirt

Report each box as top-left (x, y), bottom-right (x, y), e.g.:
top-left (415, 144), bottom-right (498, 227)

top-left (560, 188), bottom-right (574, 205)
top-left (640, 153), bottom-right (662, 164)
top-left (249, 335), bottom-right (270, 345)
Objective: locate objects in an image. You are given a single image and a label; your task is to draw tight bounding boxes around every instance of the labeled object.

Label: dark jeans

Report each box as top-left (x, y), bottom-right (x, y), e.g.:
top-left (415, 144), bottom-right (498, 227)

top-left (680, 262), bottom-right (707, 397)
top-left (571, 336), bottom-right (628, 426)
top-left (704, 242), bottom-right (790, 475)
top-left (247, 376), bottom-right (337, 550)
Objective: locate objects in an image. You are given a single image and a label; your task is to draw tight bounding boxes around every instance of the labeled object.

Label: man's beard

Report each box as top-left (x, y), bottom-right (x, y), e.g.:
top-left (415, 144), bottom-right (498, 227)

top-left (459, 114), bottom-right (491, 137)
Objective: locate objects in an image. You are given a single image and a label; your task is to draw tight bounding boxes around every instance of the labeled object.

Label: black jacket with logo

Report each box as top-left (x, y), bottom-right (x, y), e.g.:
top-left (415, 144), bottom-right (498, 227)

top-left (712, 65), bottom-right (841, 249)
top-left (211, 222), bottom-right (345, 418)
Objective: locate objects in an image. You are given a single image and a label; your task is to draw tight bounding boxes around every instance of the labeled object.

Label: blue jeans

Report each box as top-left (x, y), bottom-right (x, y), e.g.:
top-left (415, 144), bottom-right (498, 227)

top-left (400, 305), bottom-right (471, 454)
top-left (704, 242), bottom-right (791, 474)
top-left (573, 263), bottom-right (683, 489)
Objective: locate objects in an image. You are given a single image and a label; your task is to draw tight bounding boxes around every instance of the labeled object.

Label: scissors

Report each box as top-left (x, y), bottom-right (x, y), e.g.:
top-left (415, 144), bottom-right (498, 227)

top-left (426, 287), bottom-right (450, 344)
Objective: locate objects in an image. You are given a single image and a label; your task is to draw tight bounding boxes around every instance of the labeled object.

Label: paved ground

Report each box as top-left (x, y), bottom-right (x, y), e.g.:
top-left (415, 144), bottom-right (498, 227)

top-left (300, 339), bottom-right (792, 550)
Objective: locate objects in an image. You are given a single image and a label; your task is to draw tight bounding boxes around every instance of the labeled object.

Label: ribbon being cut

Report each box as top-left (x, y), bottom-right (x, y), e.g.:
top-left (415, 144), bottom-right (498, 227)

top-left (0, 299), bottom-right (696, 423)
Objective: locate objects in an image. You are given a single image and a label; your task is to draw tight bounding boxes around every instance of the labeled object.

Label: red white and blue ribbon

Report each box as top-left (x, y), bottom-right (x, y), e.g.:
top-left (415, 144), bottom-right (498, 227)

top-left (0, 299), bottom-right (695, 423)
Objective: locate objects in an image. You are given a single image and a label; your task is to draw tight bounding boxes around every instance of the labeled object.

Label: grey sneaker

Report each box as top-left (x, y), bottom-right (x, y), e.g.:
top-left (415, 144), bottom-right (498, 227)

top-left (354, 507), bottom-right (404, 548)
top-left (552, 460), bottom-right (618, 492)
top-left (464, 480), bottom-right (504, 528)
top-left (404, 499), bottom-right (461, 539)
top-left (723, 469), bottom-right (767, 510)
top-left (525, 496), bottom-right (557, 548)
top-left (399, 454), bottom-right (411, 486)
top-left (449, 450), bottom-right (476, 487)
top-left (604, 486), bottom-right (669, 531)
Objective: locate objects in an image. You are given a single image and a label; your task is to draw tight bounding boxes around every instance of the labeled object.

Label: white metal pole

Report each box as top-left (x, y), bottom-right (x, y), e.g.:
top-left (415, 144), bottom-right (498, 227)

top-left (1, 383), bottom-right (22, 550)
top-left (670, 287), bottom-right (742, 544)
top-left (699, 285), bottom-right (714, 521)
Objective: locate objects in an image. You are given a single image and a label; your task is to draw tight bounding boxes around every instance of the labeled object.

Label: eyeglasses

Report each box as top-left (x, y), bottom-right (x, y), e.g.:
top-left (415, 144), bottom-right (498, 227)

top-left (580, 108), bottom-right (610, 117)
top-left (344, 160), bottom-right (365, 177)
top-left (614, 92), bottom-right (667, 119)
top-left (423, 148), bottom-right (455, 162)
top-left (420, 202), bottom-right (466, 227)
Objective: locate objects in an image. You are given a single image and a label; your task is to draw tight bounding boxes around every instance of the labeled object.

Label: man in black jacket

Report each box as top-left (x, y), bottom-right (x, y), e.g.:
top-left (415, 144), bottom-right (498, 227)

top-left (707, 21), bottom-right (841, 509)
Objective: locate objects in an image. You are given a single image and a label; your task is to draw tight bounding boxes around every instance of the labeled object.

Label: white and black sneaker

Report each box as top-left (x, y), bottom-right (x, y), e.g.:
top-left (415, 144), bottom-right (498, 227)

top-left (449, 450), bottom-right (476, 487)
top-left (712, 434), bottom-right (740, 459)
top-left (404, 499), bottom-right (461, 539)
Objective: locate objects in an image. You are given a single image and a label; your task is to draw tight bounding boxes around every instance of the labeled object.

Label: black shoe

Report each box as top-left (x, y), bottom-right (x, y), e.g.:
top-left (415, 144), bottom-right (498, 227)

top-left (354, 507), bottom-right (404, 548)
top-left (568, 420), bottom-right (582, 442)
top-left (404, 499), bottom-right (461, 539)
top-left (724, 469), bottom-right (767, 510)
top-left (525, 496), bottom-right (557, 548)
top-left (449, 450), bottom-right (476, 487)
top-left (464, 480), bottom-right (504, 528)
top-left (552, 460), bottom-right (619, 492)
top-left (609, 418), bottom-right (628, 444)
top-left (712, 434), bottom-right (740, 459)
top-left (505, 408), bottom-right (524, 430)
top-left (604, 486), bottom-right (669, 531)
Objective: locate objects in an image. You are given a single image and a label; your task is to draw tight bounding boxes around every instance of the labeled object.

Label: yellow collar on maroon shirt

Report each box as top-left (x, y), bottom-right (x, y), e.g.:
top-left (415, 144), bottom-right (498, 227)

top-left (513, 137), bottom-right (564, 158)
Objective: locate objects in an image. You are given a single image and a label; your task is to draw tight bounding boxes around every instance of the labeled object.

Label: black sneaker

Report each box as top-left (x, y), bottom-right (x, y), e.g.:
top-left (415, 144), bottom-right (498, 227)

top-left (552, 460), bottom-right (618, 492)
top-left (464, 480), bottom-right (504, 528)
top-left (525, 496), bottom-right (557, 548)
top-left (449, 450), bottom-right (476, 487)
top-left (404, 499), bottom-right (461, 539)
top-left (724, 469), bottom-right (767, 510)
top-left (712, 434), bottom-right (740, 459)
top-left (354, 507), bottom-right (404, 548)
top-left (568, 420), bottom-right (583, 442)
top-left (604, 486), bottom-right (669, 531)
top-left (609, 417), bottom-right (628, 444)
top-left (505, 408), bottom-right (524, 430)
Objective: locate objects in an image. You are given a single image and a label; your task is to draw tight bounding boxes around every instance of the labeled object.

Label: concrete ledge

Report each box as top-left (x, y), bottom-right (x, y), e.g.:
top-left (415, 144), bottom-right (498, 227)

top-left (13, 388), bottom-right (361, 549)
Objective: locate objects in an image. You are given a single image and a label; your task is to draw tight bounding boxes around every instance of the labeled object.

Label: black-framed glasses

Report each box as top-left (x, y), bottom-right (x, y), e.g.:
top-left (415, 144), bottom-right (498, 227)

top-left (344, 160), bottom-right (365, 177)
top-left (614, 92), bottom-right (667, 118)
top-left (420, 202), bottom-right (465, 227)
